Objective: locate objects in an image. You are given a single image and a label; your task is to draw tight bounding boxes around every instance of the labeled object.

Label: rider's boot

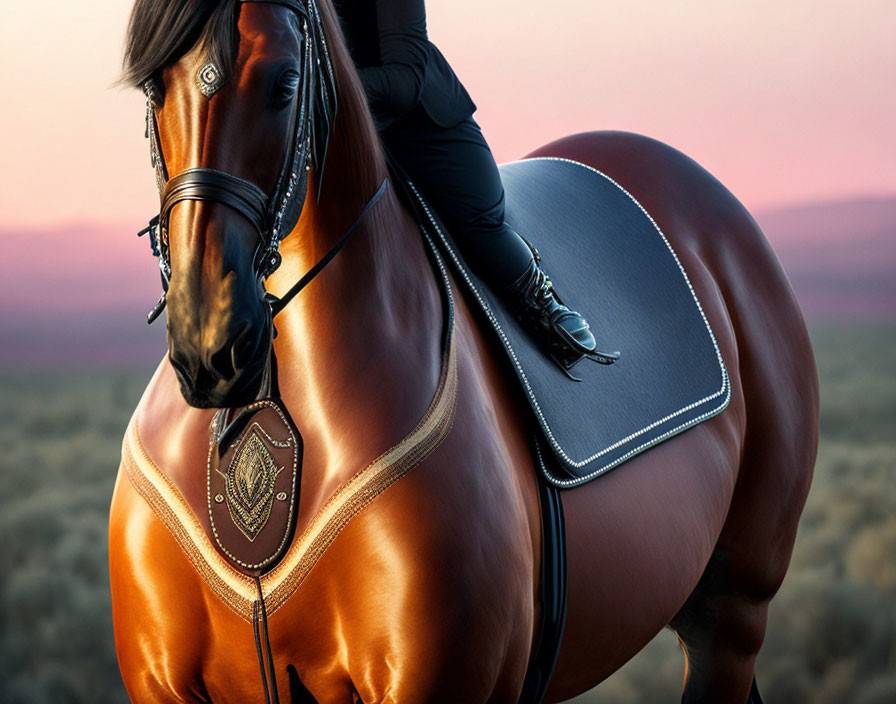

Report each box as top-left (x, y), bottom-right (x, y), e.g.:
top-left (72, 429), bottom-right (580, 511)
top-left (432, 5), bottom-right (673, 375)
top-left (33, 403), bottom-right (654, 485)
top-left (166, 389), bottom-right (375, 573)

top-left (503, 252), bottom-right (619, 369)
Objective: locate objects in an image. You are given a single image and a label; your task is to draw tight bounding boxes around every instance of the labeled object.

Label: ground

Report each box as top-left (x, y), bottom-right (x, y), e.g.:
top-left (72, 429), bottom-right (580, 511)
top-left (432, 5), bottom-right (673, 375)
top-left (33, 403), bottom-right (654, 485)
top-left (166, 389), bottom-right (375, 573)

top-left (1, 324), bottom-right (893, 704)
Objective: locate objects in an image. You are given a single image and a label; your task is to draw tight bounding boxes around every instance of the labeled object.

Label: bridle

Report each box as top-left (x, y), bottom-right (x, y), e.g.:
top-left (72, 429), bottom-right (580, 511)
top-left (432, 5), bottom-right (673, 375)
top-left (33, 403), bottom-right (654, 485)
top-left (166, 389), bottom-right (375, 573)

top-left (137, 0), bottom-right (386, 325)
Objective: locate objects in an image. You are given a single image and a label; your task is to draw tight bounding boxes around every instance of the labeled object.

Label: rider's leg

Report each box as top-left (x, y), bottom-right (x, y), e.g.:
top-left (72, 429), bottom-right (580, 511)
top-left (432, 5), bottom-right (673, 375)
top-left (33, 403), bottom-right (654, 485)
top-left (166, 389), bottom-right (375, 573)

top-left (381, 106), bottom-right (602, 357)
top-left (382, 106), bottom-right (532, 285)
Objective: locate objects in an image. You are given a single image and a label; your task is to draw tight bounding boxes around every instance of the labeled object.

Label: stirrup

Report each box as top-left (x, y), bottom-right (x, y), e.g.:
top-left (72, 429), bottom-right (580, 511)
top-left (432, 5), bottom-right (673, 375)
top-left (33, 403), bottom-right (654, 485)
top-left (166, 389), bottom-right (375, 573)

top-left (550, 341), bottom-right (620, 382)
top-left (504, 257), bottom-right (619, 379)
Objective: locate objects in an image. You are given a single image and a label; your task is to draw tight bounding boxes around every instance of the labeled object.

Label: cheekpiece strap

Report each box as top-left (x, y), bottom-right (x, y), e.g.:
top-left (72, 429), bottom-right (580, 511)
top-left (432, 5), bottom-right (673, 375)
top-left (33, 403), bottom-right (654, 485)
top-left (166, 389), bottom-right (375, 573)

top-left (241, 0), bottom-right (337, 207)
top-left (143, 81), bottom-right (168, 190)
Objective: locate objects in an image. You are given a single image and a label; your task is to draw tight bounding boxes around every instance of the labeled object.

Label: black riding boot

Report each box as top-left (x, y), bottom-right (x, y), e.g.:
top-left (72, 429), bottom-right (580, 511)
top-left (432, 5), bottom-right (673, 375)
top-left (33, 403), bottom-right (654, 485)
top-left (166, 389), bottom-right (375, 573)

top-left (503, 252), bottom-right (619, 366)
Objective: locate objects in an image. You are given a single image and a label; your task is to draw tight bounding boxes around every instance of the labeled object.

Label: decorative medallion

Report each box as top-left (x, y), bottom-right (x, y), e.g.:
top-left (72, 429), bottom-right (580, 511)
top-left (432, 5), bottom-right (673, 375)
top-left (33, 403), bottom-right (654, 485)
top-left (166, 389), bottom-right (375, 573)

top-left (218, 426), bottom-right (284, 541)
top-left (196, 61), bottom-right (225, 98)
top-left (207, 399), bottom-right (303, 573)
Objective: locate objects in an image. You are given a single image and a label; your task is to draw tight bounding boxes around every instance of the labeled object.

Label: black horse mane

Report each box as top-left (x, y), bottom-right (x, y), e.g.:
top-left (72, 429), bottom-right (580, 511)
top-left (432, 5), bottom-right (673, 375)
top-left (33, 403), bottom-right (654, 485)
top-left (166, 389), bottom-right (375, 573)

top-left (122, 0), bottom-right (240, 88)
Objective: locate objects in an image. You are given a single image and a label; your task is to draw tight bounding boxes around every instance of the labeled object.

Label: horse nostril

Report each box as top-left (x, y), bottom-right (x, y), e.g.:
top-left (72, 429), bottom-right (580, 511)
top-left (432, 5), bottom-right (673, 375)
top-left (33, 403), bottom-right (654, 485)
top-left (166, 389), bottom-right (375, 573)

top-left (208, 343), bottom-right (236, 381)
top-left (169, 351), bottom-right (194, 382)
top-left (231, 323), bottom-right (262, 372)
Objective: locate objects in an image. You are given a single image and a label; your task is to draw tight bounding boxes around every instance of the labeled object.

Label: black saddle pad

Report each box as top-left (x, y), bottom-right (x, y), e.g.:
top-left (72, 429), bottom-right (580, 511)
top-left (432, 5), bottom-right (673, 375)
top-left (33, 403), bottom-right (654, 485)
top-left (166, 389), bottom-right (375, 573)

top-left (413, 157), bottom-right (731, 487)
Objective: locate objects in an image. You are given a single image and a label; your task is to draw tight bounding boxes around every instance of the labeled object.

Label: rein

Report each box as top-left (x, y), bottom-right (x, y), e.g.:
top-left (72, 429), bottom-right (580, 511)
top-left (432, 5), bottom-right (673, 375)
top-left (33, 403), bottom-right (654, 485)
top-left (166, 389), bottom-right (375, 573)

top-left (269, 178), bottom-right (387, 316)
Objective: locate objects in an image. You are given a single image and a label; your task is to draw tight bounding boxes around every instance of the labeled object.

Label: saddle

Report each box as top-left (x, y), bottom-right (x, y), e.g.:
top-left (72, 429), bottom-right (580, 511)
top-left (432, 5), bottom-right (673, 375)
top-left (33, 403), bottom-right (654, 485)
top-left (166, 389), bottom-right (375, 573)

top-left (408, 156), bottom-right (731, 487)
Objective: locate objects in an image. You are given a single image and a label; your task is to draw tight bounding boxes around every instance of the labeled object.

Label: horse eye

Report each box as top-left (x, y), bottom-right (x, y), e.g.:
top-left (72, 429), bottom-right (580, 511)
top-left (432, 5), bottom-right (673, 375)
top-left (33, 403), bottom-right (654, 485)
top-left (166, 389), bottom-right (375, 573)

top-left (272, 69), bottom-right (300, 107)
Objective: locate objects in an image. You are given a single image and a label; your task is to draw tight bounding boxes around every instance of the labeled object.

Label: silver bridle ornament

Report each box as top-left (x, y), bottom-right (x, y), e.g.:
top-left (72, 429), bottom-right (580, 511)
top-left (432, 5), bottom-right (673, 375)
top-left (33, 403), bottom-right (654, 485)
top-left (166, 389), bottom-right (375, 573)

top-left (196, 61), bottom-right (226, 97)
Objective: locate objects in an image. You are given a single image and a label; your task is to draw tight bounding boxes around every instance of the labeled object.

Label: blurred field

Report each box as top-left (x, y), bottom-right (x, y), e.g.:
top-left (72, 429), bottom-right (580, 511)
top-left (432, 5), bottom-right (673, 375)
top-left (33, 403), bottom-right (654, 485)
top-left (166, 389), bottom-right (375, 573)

top-left (0, 324), bottom-right (893, 703)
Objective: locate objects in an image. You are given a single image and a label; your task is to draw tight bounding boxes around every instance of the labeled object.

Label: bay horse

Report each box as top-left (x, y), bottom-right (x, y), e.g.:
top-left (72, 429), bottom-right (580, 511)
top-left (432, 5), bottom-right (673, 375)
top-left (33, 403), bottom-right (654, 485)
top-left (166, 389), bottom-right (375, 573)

top-left (109, 0), bottom-right (819, 702)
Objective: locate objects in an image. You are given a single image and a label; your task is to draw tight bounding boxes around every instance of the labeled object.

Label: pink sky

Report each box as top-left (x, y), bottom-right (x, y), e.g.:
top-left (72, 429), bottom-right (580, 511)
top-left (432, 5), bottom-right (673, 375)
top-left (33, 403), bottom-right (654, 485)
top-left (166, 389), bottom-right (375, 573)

top-left (0, 0), bottom-right (894, 230)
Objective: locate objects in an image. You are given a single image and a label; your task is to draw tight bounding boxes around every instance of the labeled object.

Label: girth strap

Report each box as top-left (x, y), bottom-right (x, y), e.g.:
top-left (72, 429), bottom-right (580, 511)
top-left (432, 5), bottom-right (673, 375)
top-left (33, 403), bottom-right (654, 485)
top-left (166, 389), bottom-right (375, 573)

top-left (161, 168), bottom-right (270, 235)
top-left (517, 443), bottom-right (568, 704)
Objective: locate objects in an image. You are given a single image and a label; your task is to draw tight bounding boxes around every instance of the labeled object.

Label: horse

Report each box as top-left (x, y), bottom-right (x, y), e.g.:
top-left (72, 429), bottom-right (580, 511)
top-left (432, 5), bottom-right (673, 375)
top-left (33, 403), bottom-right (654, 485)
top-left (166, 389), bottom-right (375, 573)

top-left (109, 1), bottom-right (819, 702)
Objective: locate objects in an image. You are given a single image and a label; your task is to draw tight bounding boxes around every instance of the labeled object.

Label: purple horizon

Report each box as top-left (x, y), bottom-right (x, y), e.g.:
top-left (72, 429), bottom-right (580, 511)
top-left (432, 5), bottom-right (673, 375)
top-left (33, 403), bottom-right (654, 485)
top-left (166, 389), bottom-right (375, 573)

top-left (2, 196), bottom-right (894, 325)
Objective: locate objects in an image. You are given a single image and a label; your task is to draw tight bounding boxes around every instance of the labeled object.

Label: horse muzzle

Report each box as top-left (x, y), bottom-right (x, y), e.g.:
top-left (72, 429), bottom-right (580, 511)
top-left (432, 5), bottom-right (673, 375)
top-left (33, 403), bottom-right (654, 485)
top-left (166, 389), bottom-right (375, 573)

top-left (168, 316), bottom-right (271, 409)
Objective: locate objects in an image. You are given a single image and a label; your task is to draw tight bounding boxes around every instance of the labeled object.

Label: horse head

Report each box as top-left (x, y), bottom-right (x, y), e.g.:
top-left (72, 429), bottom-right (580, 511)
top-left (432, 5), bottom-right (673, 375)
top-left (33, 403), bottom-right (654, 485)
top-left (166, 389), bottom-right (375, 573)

top-left (128, 0), bottom-right (342, 408)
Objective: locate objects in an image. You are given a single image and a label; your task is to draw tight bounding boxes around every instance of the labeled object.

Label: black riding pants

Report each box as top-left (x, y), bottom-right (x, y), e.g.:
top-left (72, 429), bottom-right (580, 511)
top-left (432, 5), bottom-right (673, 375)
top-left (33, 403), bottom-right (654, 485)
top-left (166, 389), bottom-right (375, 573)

top-left (380, 105), bottom-right (534, 288)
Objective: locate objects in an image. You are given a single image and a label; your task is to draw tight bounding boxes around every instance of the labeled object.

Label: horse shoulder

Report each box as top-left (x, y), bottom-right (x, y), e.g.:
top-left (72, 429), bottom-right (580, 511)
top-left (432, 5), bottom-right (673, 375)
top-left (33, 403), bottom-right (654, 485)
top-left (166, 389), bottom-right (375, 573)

top-left (111, 360), bottom-right (230, 699)
top-left (286, 332), bottom-right (538, 701)
top-left (290, 440), bottom-right (534, 702)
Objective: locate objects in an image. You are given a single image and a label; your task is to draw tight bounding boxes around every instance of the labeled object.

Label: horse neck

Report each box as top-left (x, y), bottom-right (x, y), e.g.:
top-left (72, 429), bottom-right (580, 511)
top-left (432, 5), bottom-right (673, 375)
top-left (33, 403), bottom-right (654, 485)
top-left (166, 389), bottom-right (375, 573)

top-left (265, 154), bottom-right (446, 508)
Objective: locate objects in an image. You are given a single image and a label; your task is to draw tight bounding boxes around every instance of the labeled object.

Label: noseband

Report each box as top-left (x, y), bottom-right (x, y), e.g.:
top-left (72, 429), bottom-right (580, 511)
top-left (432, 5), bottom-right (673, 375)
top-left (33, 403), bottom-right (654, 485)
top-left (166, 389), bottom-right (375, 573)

top-left (138, 0), bottom-right (385, 324)
top-left (161, 169), bottom-right (269, 238)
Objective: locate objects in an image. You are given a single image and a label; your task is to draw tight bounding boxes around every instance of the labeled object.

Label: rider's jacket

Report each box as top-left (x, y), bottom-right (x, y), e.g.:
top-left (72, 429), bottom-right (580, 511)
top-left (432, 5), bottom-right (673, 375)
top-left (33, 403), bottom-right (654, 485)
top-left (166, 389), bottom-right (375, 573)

top-left (332, 0), bottom-right (477, 130)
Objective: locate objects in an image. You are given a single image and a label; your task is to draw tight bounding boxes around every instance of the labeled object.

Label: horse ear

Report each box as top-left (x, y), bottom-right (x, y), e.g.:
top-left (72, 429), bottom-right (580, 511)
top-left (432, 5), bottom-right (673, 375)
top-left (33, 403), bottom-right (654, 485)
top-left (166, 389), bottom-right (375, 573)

top-left (307, 0), bottom-right (338, 203)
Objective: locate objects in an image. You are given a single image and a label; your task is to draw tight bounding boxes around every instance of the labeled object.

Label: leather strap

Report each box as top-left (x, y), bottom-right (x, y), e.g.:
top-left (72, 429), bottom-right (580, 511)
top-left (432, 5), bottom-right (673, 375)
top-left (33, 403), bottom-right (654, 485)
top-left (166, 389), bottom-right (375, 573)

top-left (161, 168), bottom-right (270, 235)
top-left (517, 440), bottom-right (568, 704)
top-left (269, 178), bottom-right (388, 315)
top-left (253, 578), bottom-right (280, 704)
top-left (241, 0), bottom-right (308, 16)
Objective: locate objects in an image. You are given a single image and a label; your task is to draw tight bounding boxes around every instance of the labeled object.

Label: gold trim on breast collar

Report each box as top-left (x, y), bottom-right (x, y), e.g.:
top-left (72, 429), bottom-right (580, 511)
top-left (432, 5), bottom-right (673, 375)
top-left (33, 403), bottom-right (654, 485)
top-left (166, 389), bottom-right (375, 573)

top-left (122, 330), bottom-right (458, 622)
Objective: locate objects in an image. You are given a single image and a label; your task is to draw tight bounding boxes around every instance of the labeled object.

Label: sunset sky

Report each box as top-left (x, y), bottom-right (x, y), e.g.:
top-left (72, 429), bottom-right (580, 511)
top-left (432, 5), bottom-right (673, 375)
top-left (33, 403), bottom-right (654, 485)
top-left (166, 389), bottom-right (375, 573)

top-left (0, 0), bottom-right (894, 230)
